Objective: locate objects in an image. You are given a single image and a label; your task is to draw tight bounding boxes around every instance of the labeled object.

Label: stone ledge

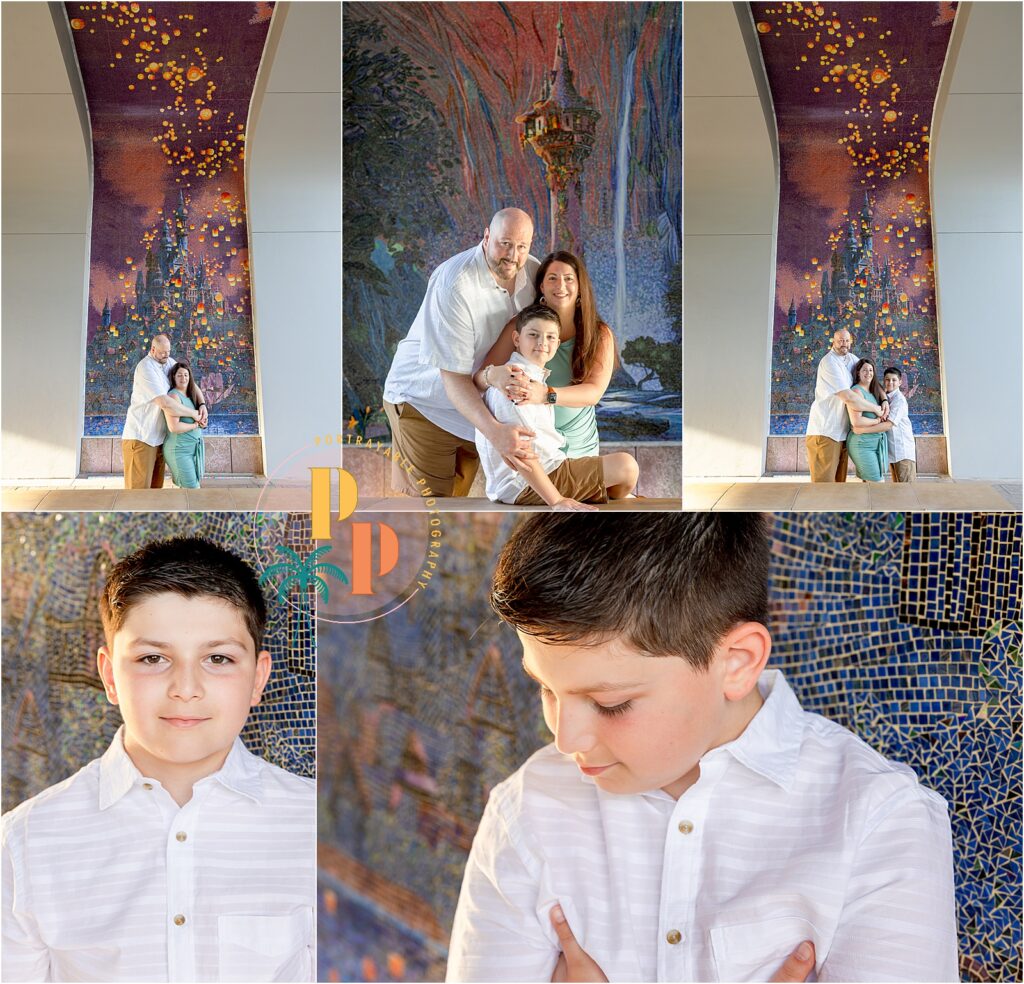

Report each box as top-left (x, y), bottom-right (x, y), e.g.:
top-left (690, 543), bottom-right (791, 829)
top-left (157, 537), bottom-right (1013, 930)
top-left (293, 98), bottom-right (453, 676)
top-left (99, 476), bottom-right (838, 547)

top-left (765, 435), bottom-right (948, 476)
top-left (79, 436), bottom-right (265, 476)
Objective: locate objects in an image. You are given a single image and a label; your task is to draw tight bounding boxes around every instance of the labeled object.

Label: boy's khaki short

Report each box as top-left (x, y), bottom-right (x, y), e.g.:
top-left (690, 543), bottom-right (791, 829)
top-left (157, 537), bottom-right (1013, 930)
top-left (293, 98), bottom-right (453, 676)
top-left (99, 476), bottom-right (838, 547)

top-left (890, 459), bottom-right (917, 483)
top-left (514, 456), bottom-right (608, 505)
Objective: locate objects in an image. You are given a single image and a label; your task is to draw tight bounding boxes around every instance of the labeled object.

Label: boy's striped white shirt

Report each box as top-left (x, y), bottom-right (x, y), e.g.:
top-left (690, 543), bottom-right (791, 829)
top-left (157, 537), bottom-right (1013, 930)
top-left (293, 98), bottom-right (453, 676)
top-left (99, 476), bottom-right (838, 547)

top-left (2, 729), bottom-right (315, 982)
top-left (447, 671), bottom-right (958, 983)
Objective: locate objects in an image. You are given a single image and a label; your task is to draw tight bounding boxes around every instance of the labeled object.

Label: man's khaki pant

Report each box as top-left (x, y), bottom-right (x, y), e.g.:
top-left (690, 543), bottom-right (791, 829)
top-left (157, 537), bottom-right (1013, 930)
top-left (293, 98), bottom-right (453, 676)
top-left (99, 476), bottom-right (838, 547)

top-left (383, 401), bottom-right (479, 497)
top-left (122, 440), bottom-right (165, 489)
top-left (805, 435), bottom-right (849, 483)
top-left (890, 459), bottom-right (917, 483)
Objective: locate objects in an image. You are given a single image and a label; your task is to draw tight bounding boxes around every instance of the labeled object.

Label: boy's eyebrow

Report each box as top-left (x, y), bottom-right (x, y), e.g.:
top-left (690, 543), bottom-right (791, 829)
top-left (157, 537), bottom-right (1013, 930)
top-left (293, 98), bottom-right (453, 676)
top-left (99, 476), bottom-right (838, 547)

top-left (125, 637), bottom-right (250, 650)
top-left (520, 658), bottom-right (645, 694)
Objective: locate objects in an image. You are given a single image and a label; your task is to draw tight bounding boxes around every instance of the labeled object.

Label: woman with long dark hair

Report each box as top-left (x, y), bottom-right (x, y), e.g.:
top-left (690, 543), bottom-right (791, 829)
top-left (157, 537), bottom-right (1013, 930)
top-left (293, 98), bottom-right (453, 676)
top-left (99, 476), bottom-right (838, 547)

top-left (845, 358), bottom-right (892, 482)
top-left (162, 361), bottom-right (206, 488)
top-left (474, 250), bottom-right (616, 457)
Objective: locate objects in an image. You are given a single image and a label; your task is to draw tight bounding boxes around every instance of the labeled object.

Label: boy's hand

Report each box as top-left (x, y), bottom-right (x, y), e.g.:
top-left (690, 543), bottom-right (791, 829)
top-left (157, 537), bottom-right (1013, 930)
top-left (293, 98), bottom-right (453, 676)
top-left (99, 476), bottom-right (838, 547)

top-left (549, 906), bottom-right (607, 982)
top-left (552, 497), bottom-right (598, 513)
top-left (548, 906), bottom-right (816, 984)
top-left (769, 941), bottom-right (816, 981)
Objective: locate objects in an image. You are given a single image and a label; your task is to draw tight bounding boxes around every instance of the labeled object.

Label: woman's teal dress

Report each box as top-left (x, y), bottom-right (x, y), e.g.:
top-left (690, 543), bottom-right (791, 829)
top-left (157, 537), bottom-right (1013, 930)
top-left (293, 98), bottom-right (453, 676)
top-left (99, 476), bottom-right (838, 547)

top-left (163, 392), bottom-right (205, 489)
top-left (546, 338), bottom-right (600, 458)
top-left (846, 384), bottom-right (888, 482)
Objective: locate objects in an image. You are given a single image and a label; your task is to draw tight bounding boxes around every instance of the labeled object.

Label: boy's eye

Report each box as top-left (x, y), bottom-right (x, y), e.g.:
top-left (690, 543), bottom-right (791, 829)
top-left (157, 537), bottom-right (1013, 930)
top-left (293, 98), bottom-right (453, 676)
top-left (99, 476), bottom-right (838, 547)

top-left (538, 684), bottom-right (554, 700)
top-left (206, 653), bottom-right (235, 665)
top-left (138, 654), bottom-right (166, 665)
top-left (594, 699), bottom-right (632, 718)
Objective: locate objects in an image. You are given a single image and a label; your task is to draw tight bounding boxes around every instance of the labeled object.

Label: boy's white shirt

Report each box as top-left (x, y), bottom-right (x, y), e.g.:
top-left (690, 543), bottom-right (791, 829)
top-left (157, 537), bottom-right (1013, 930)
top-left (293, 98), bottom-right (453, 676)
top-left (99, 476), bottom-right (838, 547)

top-left (475, 352), bottom-right (568, 503)
top-left (885, 387), bottom-right (917, 463)
top-left (2, 728), bottom-right (315, 983)
top-left (446, 670), bottom-right (959, 983)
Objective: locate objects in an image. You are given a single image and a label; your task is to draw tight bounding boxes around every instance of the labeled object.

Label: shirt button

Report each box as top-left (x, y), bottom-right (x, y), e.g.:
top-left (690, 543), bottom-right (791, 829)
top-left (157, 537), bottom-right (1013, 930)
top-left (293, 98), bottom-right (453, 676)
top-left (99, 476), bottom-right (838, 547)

top-left (666, 929), bottom-right (682, 945)
top-left (678, 820), bottom-right (694, 834)
top-left (175, 831), bottom-right (187, 842)
top-left (142, 783), bottom-right (153, 790)
top-left (173, 914), bottom-right (186, 926)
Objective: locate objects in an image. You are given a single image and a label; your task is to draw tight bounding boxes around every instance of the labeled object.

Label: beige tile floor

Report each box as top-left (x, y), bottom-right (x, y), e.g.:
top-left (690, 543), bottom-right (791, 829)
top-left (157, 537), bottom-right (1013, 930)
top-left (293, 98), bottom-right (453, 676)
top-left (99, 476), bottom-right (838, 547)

top-left (1, 477), bottom-right (310, 513)
top-left (684, 477), bottom-right (1022, 512)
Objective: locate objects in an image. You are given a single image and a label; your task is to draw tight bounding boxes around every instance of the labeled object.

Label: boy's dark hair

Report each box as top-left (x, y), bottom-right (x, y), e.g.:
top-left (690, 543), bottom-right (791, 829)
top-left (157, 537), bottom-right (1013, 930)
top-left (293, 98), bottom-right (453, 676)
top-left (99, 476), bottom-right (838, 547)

top-left (515, 302), bottom-right (561, 334)
top-left (99, 536), bottom-right (267, 651)
top-left (490, 514), bottom-right (770, 670)
top-left (883, 367), bottom-right (902, 379)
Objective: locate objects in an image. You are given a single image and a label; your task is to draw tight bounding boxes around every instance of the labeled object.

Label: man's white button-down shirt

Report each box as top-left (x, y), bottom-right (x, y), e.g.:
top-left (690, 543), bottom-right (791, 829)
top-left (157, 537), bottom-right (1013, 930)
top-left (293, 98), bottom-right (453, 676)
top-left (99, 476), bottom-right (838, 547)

top-left (885, 387), bottom-right (917, 463)
top-left (383, 243), bottom-right (539, 441)
top-left (806, 350), bottom-right (859, 441)
top-left (2, 729), bottom-right (315, 983)
top-left (446, 671), bottom-right (958, 983)
top-left (122, 354), bottom-right (173, 446)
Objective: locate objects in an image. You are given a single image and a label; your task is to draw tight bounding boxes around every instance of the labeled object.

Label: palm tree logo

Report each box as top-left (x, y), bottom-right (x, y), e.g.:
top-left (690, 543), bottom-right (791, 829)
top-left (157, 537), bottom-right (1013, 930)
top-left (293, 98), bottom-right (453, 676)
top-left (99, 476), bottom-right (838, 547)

top-left (258, 544), bottom-right (348, 603)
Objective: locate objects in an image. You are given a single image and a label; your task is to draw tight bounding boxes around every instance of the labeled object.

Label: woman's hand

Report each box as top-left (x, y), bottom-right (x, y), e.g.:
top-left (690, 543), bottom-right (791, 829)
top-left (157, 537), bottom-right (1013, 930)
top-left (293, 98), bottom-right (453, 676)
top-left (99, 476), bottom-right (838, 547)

top-left (552, 497), bottom-right (599, 513)
top-left (509, 377), bottom-right (548, 406)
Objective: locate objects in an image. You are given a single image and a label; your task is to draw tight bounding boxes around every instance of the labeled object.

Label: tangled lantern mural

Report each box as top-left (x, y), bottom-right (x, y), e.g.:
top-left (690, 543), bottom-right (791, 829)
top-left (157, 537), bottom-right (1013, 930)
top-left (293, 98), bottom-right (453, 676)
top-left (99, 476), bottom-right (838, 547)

top-left (752, 2), bottom-right (957, 439)
top-left (65, 2), bottom-right (273, 436)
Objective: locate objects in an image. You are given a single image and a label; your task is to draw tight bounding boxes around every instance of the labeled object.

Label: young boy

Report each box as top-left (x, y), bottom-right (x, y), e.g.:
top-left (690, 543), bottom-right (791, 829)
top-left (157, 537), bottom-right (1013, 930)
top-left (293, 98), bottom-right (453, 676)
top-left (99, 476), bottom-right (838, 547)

top-left (883, 367), bottom-right (917, 482)
top-left (475, 304), bottom-right (638, 510)
top-left (2, 537), bottom-right (315, 983)
top-left (447, 515), bottom-right (958, 982)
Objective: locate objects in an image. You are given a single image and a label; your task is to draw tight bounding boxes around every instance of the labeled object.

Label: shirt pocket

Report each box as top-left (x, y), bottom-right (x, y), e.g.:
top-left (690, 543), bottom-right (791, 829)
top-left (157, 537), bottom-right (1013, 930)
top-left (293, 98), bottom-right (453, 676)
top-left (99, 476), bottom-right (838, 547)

top-left (218, 907), bottom-right (313, 982)
top-left (710, 905), bottom-right (820, 983)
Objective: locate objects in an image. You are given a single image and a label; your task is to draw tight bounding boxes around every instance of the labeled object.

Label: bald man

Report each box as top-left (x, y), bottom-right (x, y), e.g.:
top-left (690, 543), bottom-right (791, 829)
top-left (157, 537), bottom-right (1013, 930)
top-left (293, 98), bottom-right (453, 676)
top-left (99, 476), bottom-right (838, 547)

top-left (805, 329), bottom-right (888, 482)
top-left (383, 209), bottom-right (541, 497)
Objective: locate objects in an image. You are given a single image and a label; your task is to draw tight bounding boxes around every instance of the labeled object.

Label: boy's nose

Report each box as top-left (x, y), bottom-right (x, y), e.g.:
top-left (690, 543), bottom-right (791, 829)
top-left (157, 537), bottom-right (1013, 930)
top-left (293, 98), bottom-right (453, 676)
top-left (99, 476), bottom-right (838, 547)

top-left (553, 706), bottom-right (596, 757)
top-left (169, 665), bottom-right (203, 700)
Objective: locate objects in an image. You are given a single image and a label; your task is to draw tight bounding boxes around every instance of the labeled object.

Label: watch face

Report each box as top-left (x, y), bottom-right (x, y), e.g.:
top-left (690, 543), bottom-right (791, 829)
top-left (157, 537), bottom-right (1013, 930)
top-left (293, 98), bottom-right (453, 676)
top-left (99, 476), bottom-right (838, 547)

top-left (546, 391), bottom-right (557, 404)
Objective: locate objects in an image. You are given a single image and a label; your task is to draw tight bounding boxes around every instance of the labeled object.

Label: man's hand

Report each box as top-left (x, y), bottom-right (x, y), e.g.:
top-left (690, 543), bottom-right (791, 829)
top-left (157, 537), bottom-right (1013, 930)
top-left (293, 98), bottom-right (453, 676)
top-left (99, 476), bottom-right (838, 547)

top-left (547, 905), bottom-right (816, 984)
top-left (491, 422), bottom-right (537, 460)
top-left (549, 906), bottom-right (607, 983)
top-left (552, 497), bottom-right (598, 513)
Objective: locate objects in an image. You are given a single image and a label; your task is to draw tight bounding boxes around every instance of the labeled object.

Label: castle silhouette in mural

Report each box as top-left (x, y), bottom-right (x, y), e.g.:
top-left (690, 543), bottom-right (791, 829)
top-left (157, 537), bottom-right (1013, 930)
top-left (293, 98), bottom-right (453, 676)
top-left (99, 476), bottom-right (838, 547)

top-left (773, 191), bottom-right (940, 422)
top-left (516, 17), bottom-right (600, 256)
top-left (86, 192), bottom-right (256, 433)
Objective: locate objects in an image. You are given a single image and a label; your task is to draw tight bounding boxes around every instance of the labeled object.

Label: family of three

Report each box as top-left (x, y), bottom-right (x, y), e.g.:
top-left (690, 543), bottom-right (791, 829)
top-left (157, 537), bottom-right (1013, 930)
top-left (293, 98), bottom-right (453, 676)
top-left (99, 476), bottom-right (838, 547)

top-left (382, 208), bottom-right (638, 510)
top-left (121, 332), bottom-right (207, 490)
top-left (804, 328), bottom-right (917, 483)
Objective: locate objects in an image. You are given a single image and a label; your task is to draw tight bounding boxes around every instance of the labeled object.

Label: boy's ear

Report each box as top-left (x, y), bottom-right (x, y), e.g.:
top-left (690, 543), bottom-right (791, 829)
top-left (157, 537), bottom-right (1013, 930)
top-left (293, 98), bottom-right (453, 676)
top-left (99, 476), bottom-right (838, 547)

top-left (250, 651), bottom-right (272, 706)
top-left (97, 647), bottom-right (118, 705)
top-left (717, 622), bottom-right (771, 702)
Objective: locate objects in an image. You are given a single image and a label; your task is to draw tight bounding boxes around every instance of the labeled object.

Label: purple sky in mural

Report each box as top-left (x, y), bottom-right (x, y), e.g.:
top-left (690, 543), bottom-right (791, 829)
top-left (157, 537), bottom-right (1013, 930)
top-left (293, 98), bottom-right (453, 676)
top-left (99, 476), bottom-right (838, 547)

top-left (753, 2), bottom-right (956, 434)
top-left (67, 2), bottom-right (272, 434)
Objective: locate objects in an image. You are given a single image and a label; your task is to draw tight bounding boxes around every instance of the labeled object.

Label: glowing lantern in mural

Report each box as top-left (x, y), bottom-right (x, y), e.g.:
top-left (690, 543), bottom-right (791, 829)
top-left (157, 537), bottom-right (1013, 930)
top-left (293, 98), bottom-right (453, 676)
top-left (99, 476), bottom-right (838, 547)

top-left (870, 68), bottom-right (888, 84)
top-left (199, 108), bottom-right (213, 121)
top-left (187, 66), bottom-right (204, 82)
top-left (70, 17), bottom-right (85, 29)
top-left (881, 302), bottom-right (890, 314)
top-left (906, 192), bottom-right (916, 204)
top-left (196, 302), bottom-right (205, 314)
top-left (220, 191), bottom-right (231, 202)
top-left (884, 110), bottom-right (897, 122)
top-left (757, 21), bottom-right (772, 33)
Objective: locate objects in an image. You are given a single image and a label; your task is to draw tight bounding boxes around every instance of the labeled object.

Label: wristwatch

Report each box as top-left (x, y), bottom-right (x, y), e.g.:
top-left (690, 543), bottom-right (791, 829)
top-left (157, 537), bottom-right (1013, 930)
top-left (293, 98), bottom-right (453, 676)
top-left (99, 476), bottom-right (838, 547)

top-left (545, 386), bottom-right (558, 405)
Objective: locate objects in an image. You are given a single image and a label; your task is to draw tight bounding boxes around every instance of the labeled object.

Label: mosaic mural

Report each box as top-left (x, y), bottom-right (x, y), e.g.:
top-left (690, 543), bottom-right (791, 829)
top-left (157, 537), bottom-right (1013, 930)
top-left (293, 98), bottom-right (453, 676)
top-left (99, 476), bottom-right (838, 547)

top-left (751, 2), bottom-right (956, 437)
top-left (2, 511), bottom-right (315, 816)
top-left (66, 2), bottom-right (274, 436)
top-left (317, 512), bottom-right (1021, 983)
top-left (343, 2), bottom-right (681, 443)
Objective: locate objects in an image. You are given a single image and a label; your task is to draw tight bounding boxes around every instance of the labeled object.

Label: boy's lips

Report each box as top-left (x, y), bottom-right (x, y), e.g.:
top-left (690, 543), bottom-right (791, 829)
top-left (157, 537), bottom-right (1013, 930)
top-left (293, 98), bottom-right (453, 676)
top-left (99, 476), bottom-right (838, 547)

top-left (577, 762), bottom-right (616, 777)
top-left (160, 716), bottom-right (211, 728)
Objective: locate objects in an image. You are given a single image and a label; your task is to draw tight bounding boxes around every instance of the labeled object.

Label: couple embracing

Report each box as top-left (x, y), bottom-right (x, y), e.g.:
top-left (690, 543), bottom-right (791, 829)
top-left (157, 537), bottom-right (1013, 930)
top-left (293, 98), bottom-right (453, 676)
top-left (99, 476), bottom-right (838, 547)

top-left (383, 208), bottom-right (637, 510)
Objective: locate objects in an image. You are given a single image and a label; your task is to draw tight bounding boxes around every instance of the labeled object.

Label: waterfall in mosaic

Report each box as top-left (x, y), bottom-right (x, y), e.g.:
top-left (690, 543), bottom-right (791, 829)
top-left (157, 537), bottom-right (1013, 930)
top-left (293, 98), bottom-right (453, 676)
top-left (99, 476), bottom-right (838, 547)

top-left (343, 2), bottom-right (681, 443)
top-left (65, 2), bottom-right (273, 437)
top-left (751, 2), bottom-right (956, 439)
top-left (316, 512), bottom-right (1020, 984)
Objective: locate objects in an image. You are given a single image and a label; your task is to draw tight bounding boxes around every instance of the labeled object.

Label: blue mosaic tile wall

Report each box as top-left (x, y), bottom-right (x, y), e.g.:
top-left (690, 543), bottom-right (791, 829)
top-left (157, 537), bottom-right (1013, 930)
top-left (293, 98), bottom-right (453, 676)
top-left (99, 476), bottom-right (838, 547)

top-left (317, 512), bottom-right (1020, 983)
top-left (2, 511), bottom-right (315, 815)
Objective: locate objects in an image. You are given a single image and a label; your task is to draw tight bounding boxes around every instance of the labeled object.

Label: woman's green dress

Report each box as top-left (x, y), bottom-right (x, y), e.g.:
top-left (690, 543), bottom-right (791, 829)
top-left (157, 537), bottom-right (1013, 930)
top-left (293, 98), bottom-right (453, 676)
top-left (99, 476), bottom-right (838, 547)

top-left (163, 391), bottom-right (205, 488)
top-left (846, 384), bottom-right (888, 482)
top-left (546, 338), bottom-right (600, 458)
